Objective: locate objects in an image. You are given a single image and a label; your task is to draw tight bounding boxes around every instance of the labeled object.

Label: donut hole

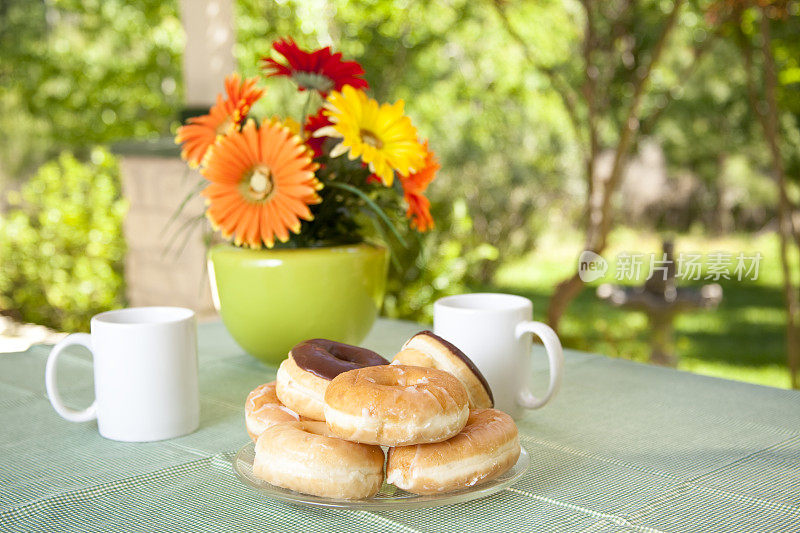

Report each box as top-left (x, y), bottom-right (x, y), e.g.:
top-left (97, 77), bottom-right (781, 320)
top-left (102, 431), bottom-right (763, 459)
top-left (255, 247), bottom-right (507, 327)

top-left (357, 365), bottom-right (462, 412)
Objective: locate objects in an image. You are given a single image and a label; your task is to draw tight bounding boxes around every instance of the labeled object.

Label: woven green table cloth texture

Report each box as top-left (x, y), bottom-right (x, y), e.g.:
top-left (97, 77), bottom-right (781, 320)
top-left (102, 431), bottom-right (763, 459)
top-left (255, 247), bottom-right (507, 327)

top-left (1, 318), bottom-right (799, 532)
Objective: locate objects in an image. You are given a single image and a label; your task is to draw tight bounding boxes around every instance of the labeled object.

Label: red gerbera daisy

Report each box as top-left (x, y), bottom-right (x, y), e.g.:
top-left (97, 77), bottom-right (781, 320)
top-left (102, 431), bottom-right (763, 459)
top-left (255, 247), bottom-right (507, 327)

top-left (261, 38), bottom-right (368, 95)
top-left (304, 108), bottom-right (332, 158)
top-left (365, 170), bottom-right (383, 185)
top-left (399, 142), bottom-right (439, 232)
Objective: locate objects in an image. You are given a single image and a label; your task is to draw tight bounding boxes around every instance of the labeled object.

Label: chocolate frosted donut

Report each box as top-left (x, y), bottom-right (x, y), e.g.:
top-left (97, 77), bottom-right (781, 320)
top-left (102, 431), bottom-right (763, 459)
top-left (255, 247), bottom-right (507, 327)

top-left (276, 339), bottom-right (389, 420)
top-left (392, 331), bottom-right (493, 409)
top-left (291, 339), bottom-right (389, 380)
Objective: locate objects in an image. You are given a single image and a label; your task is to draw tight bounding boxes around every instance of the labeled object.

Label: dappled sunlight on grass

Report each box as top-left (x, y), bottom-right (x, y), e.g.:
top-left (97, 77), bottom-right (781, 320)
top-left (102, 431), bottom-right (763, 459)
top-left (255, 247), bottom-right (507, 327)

top-left (679, 361), bottom-right (791, 389)
top-left (488, 228), bottom-right (794, 389)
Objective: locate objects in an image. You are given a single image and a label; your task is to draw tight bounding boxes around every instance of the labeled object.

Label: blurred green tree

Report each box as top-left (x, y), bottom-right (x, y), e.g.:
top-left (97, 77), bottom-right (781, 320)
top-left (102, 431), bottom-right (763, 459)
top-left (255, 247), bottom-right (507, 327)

top-left (728, 1), bottom-right (800, 388)
top-left (487, 0), bottom-right (765, 330)
top-left (0, 0), bottom-right (184, 179)
top-left (642, 9), bottom-right (767, 234)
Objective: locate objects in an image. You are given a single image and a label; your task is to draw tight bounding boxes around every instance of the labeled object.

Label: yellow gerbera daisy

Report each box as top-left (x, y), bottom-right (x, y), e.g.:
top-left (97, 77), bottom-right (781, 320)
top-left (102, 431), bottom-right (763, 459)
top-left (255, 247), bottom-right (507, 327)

top-left (314, 85), bottom-right (426, 186)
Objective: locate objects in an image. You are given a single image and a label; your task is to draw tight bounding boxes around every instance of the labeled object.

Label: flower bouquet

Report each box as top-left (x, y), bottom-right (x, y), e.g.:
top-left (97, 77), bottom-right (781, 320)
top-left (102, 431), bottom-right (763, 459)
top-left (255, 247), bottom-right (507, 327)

top-left (175, 38), bottom-right (439, 364)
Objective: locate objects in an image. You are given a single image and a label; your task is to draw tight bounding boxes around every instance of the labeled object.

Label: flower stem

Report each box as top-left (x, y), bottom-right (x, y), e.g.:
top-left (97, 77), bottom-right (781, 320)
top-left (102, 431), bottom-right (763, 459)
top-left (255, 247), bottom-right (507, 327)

top-left (300, 91), bottom-right (314, 125)
top-left (163, 178), bottom-right (206, 237)
top-left (326, 181), bottom-right (407, 248)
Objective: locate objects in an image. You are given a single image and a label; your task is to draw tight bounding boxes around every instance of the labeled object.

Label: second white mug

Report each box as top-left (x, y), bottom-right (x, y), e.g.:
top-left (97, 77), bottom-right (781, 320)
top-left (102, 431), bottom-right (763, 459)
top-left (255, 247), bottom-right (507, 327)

top-left (433, 293), bottom-right (564, 418)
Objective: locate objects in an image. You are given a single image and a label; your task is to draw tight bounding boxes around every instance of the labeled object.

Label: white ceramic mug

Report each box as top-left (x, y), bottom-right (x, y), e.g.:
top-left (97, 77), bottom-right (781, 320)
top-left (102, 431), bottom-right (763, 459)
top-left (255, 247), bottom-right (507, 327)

top-left (45, 307), bottom-right (200, 442)
top-left (434, 293), bottom-right (564, 418)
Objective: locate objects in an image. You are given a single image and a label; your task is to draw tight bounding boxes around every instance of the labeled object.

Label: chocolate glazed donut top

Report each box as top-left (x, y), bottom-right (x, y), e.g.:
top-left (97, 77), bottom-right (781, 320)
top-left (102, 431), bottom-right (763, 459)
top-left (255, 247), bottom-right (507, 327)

top-left (415, 331), bottom-right (494, 404)
top-left (291, 339), bottom-right (389, 380)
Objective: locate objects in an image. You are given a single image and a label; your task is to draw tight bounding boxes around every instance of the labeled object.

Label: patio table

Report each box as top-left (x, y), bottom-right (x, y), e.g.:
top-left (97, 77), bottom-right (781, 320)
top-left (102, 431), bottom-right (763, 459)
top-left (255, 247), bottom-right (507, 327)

top-left (1, 318), bottom-right (799, 532)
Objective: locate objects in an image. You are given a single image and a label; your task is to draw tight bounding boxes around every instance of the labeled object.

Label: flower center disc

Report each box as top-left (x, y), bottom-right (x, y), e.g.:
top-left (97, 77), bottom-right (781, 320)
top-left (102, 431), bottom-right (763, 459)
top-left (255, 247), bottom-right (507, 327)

top-left (292, 71), bottom-right (335, 93)
top-left (248, 167), bottom-right (274, 201)
top-left (360, 129), bottom-right (383, 149)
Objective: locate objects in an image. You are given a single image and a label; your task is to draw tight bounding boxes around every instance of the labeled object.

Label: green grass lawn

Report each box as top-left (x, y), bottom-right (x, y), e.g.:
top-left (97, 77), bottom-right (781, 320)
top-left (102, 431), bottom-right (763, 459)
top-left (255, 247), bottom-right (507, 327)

top-left (485, 228), bottom-right (796, 389)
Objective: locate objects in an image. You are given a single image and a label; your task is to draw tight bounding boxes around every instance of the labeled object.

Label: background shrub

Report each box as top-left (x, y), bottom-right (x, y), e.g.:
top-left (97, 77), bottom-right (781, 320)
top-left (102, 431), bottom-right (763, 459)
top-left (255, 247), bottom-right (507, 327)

top-left (0, 148), bottom-right (127, 331)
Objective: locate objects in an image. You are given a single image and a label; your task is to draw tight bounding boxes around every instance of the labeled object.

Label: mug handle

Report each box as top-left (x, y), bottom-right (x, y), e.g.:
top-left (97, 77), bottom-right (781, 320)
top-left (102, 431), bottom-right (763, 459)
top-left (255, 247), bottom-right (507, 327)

top-left (515, 321), bottom-right (564, 409)
top-left (45, 333), bottom-right (97, 422)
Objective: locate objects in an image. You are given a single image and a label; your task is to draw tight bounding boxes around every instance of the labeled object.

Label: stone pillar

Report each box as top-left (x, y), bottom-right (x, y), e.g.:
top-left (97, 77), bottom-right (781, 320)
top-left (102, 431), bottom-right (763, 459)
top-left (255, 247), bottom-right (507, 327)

top-left (118, 144), bottom-right (217, 319)
top-left (113, 0), bottom-right (236, 320)
top-left (179, 0), bottom-right (236, 110)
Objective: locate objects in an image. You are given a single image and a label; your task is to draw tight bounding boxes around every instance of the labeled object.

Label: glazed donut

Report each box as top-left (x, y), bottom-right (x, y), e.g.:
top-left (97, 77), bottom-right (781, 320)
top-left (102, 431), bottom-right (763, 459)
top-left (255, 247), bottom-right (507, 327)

top-left (324, 364), bottom-right (469, 446)
top-left (392, 331), bottom-right (493, 409)
top-left (244, 382), bottom-right (301, 441)
top-left (276, 339), bottom-right (388, 421)
top-left (386, 409), bottom-right (520, 495)
top-left (253, 420), bottom-right (385, 499)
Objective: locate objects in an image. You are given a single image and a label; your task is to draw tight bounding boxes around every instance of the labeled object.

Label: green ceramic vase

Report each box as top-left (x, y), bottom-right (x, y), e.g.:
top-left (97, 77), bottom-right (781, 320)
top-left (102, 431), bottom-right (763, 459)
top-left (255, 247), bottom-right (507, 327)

top-left (207, 242), bottom-right (388, 366)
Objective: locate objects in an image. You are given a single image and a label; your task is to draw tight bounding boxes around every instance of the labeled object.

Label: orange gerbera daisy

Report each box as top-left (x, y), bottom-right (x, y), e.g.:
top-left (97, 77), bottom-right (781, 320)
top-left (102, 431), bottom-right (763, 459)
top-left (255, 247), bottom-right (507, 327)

top-left (175, 74), bottom-right (264, 167)
top-left (399, 142), bottom-right (439, 232)
top-left (201, 119), bottom-right (321, 248)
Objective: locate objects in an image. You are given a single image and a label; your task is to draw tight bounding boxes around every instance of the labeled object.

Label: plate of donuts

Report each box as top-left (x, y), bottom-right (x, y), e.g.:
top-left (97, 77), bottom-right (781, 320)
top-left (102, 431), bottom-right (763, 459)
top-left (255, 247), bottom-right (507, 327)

top-left (233, 440), bottom-right (530, 510)
top-left (238, 332), bottom-right (530, 509)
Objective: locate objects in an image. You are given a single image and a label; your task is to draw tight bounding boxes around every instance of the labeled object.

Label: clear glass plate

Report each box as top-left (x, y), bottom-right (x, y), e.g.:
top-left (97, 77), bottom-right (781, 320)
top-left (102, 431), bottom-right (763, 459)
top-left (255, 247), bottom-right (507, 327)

top-left (233, 441), bottom-right (530, 510)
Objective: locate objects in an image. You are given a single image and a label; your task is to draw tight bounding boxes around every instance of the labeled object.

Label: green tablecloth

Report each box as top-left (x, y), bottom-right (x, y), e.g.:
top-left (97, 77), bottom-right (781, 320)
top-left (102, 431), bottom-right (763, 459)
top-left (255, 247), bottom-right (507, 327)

top-left (1, 319), bottom-right (799, 532)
